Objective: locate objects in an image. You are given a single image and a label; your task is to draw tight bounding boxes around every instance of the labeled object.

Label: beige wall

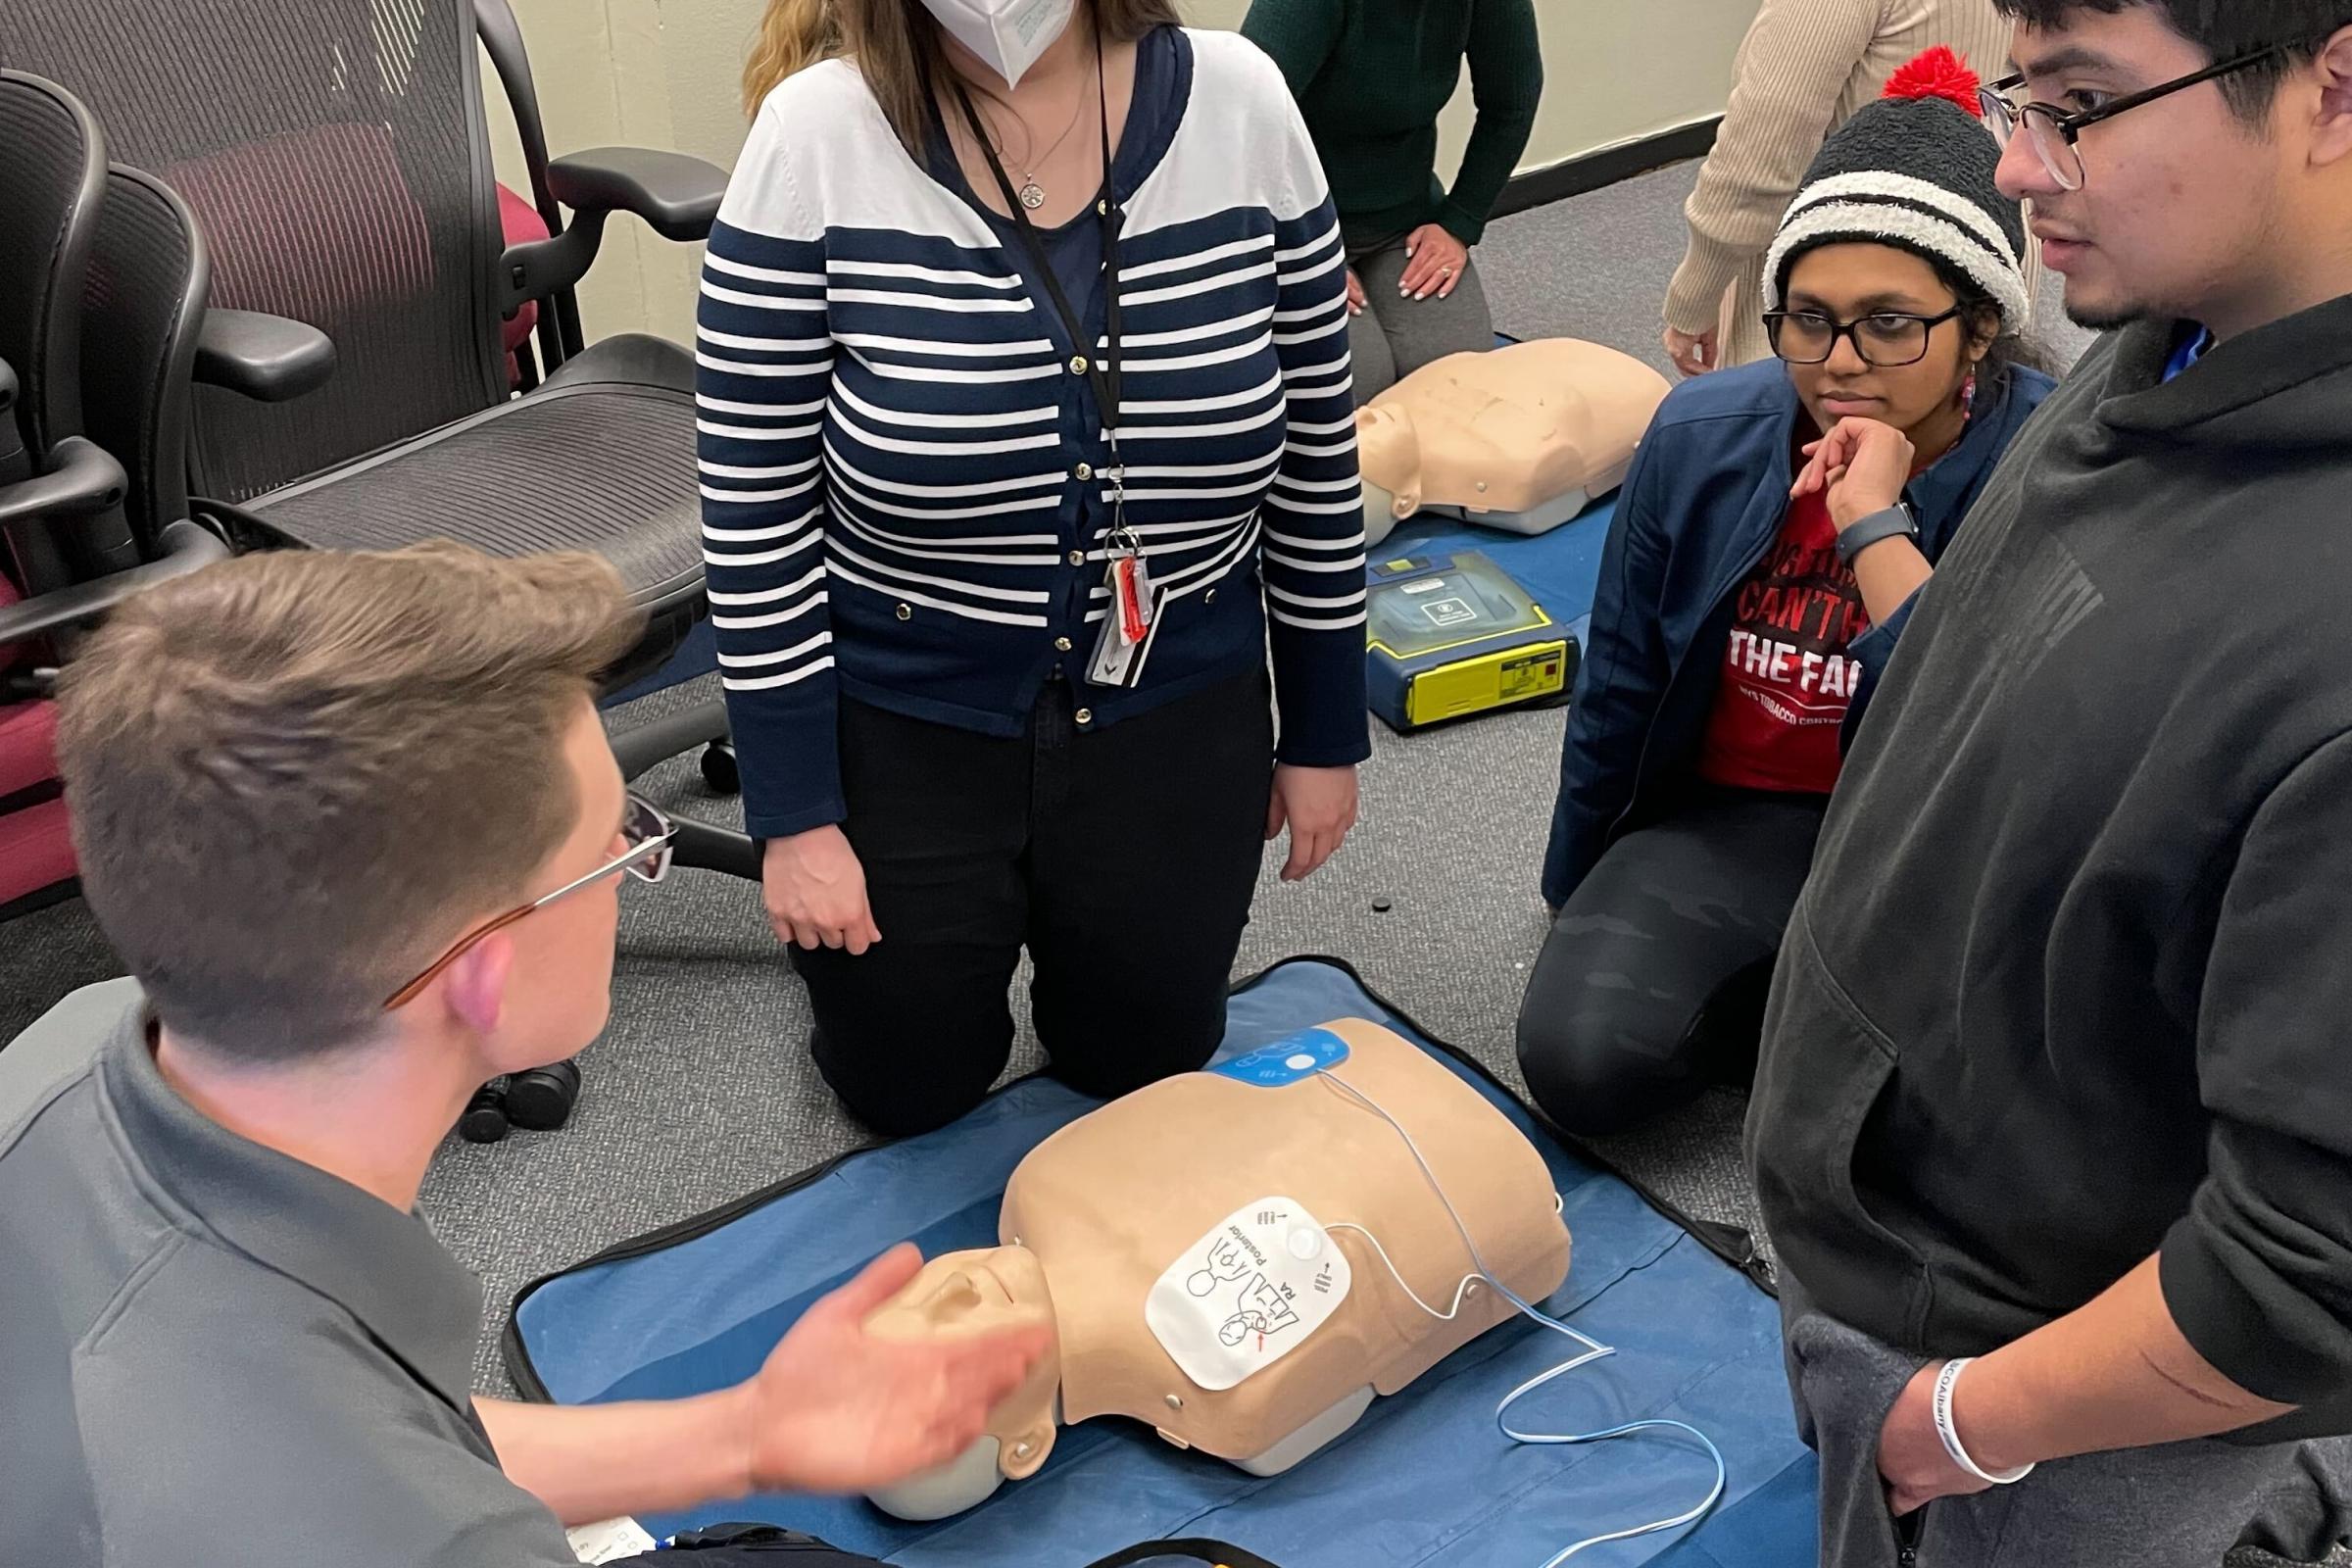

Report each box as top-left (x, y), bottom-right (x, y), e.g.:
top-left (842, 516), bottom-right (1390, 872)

top-left (486, 0), bottom-right (1759, 344)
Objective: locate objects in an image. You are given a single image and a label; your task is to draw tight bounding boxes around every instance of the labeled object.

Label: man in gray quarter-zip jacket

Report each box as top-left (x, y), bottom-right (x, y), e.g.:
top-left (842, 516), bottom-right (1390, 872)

top-left (1745, 4), bottom-right (2352, 1564)
top-left (2, 546), bottom-right (1043, 1568)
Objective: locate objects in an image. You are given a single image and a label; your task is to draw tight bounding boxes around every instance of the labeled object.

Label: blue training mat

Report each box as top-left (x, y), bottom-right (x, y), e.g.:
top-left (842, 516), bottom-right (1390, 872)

top-left (506, 959), bottom-right (1817, 1568)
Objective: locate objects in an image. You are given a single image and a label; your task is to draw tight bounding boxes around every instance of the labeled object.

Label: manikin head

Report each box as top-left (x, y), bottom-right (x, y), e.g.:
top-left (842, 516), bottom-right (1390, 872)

top-left (54, 543), bottom-right (646, 1098)
top-left (862, 1246), bottom-right (1063, 1519)
top-left (1990, 1), bottom-right (2352, 338)
top-left (1352, 401), bottom-right (1425, 531)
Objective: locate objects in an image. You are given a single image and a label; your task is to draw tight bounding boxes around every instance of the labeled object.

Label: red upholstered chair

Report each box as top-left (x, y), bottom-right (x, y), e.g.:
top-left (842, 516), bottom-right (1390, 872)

top-left (0, 571), bottom-right (74, 914)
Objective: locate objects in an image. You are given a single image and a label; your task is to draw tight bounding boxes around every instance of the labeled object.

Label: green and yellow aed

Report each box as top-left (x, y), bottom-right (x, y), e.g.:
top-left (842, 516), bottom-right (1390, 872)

top-left (1364, 550), bottom-right (1580, 731)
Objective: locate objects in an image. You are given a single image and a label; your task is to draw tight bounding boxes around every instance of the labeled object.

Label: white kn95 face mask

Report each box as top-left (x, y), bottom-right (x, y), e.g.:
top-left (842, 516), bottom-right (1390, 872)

top-left (919, 0), bottom-right (1078, 88)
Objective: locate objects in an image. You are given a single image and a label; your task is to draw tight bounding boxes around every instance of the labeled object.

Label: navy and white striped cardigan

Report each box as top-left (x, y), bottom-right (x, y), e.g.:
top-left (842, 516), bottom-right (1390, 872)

top-left (697, 27), bottom-right (1370, 839)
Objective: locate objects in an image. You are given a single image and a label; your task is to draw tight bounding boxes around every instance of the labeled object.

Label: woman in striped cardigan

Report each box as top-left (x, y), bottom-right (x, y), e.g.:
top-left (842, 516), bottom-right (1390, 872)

top-left (703, 0), bottom-right (1370, 1135)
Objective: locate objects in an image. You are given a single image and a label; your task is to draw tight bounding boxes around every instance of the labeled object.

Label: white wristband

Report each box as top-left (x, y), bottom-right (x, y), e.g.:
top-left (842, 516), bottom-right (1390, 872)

top-left (1932, 1358), bottom-right (2034, 1486)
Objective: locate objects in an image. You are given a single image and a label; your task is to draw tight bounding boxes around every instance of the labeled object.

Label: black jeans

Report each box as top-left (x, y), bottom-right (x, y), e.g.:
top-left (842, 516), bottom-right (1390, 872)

top-left (1515, 784), bottom-right (1828, 1137)
top-left (795, 670), bottom-right (1275, 1136)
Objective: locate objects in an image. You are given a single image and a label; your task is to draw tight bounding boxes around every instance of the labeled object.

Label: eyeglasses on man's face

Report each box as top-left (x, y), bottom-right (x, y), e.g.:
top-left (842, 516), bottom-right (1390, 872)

top-left (1979, 42), bottom-right (2289, 192)
top-left (1765, 305), bottom-right (1967, 369)
top-left (383, 792), bottom-right (676, 1010)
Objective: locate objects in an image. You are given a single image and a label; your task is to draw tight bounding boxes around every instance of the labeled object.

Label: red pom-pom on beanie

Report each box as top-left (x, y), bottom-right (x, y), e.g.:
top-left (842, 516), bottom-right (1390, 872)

top-left (1882, 45), bottom-right (1984, 118)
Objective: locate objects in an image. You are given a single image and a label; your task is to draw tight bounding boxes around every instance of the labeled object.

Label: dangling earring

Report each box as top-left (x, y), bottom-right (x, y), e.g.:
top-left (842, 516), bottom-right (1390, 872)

top-left (1960, 370), bottom-right (1979, 413)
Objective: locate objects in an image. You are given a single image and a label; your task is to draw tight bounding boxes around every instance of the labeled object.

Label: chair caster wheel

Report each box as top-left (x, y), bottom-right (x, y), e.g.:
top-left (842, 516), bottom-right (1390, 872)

top-left (505, 1057), bottom-right (583, 1132)
top-left (700, 741), bottom-right (740, 795)
top-left (459, 1084), bottom-right (512, 1144)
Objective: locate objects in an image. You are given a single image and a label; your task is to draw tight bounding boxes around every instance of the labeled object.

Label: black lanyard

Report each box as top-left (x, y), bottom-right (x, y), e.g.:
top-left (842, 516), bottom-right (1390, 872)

top-left (949, 36), bottom-right (1125, 444)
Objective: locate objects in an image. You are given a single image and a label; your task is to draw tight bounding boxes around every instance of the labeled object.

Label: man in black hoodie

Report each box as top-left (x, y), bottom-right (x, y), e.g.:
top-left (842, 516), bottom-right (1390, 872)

top-left (1745, 4), bottom-right (2352, 1564)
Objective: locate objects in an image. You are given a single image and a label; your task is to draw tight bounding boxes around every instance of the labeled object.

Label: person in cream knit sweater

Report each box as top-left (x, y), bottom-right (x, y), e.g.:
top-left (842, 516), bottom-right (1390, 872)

top-left (1663, 0), bottom-right (2015, 374)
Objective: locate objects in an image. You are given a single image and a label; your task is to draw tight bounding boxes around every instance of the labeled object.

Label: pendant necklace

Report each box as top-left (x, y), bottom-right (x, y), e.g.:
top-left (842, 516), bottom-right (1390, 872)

top-left (989, 62), bottom-right (1094, 211)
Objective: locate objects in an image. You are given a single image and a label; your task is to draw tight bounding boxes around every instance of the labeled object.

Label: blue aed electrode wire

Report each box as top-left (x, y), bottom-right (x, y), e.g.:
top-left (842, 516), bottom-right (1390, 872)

top-left (1318, 1070), bottom-right (1727, 1566)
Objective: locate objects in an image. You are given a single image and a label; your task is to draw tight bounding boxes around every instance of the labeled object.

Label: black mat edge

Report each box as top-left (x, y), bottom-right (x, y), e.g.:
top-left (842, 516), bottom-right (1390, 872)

top-left (499, 954), bottom-right (1771, 1404)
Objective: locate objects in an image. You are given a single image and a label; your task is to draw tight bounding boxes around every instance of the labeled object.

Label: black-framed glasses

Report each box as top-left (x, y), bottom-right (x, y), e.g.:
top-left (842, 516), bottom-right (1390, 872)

top-left (1764, 305), bottom-right (1967, 368)
top-left (1981, 43), bottom-right (2289, 191)
top-left (384, 793), bottom-right (676, 1009)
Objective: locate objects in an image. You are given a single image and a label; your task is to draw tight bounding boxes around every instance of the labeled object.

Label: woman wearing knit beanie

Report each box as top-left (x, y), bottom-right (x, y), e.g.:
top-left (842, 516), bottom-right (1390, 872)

top-left (1664, 0), bottom-right (2015, 375)
top-left (1522, 50), bottom-right (2054, 1137)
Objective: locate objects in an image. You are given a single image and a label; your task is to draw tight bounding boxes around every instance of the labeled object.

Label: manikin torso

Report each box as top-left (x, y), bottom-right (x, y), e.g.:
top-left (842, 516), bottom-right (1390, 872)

top-left (1355, 340), bottom-right (1671, 542)
top-left (861, 1018), bottom-right (1570, 1520)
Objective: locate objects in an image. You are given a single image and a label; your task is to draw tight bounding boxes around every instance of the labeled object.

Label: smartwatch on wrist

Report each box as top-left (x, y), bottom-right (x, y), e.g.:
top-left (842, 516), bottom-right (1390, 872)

top-left (1836, 502), bottom-right (1919, 565)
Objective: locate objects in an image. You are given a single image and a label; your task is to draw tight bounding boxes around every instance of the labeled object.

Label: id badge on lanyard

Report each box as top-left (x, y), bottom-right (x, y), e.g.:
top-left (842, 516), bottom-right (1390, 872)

top-left (1085, 487), bottom-right (1165, 689)
top-left (952, 52), bottom-right (1160, 691)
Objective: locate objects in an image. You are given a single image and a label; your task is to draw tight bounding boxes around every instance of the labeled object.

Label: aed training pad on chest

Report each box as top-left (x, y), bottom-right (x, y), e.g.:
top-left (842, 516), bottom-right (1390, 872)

top-left (1208, 1027), bottom-right (1350, 1088)
top-left (1147, 1196), bottom-right (1355, 1393)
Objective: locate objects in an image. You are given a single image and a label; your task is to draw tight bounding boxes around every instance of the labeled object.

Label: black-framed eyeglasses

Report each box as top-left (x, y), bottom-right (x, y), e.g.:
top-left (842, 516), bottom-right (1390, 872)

top-left (1764, 305), bottom-right (1967, 368)
top-left (1981, 42), bottom-right (2289, 191)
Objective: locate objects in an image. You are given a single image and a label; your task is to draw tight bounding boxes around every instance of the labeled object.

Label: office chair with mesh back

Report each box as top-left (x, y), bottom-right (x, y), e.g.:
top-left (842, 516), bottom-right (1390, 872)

top-left (0, 0), bottom-right (751, 810)
top-left (0, 72), bottom-right (231, 918)
top-left (0, 70), bottom-right (125, 598)
top-left (0, 71), bottom-right (106, 916)
top-left (1, 74), bottom-right (749, 1140)
top-left (0, 142), bottom-right (754, 1122)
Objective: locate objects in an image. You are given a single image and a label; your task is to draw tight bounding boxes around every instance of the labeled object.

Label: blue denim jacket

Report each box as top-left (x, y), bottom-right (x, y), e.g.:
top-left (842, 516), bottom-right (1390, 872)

top-left (1540, 358), bottom-right (2055, 906)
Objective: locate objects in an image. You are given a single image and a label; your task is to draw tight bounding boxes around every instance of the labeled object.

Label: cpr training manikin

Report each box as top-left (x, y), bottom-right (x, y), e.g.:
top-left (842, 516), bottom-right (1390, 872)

top-left (858, 1018), bottom-right (1572, 1521)
top-left (1354, 339), bottom-right (1671, 548)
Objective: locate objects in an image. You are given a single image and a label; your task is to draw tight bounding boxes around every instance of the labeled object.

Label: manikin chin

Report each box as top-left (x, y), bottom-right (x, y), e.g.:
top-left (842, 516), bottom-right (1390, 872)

top-left (859, 1018), bottom-right (1573, 1520)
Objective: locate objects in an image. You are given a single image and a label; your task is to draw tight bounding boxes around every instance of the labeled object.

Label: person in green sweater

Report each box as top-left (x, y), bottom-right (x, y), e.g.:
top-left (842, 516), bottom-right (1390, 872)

top-left (1242, 0), bottom-right (1543, 405)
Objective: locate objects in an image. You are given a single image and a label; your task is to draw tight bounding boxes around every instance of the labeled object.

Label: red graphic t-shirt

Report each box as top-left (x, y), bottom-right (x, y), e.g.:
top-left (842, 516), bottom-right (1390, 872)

top-left (1694, 487), bottom-right (1871, 796)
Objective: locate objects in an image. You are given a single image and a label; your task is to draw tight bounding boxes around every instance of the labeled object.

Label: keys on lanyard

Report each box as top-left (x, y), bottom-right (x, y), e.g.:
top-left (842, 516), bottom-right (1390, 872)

top-left (1112, 543), bottom-right (1153, 647)
top-left (1086, 486), bottom-right (1164, 689)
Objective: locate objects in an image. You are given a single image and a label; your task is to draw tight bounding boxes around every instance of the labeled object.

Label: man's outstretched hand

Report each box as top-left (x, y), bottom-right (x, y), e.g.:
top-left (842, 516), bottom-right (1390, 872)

top-left (737, 1244), bottom-right (1051, 1494)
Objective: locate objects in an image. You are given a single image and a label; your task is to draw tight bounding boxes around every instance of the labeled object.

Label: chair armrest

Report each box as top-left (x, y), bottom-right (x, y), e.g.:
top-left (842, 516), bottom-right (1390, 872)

top-left (548, 147), bottom-right (727, 243)
top-left (499, 146), bottom-right (728, 316)
top-left (0, 519), bottom-right (230, 644)
top-left (0, 438), bottom-right (126, 531)
top-left (194, 310), bottom-right (338, 403)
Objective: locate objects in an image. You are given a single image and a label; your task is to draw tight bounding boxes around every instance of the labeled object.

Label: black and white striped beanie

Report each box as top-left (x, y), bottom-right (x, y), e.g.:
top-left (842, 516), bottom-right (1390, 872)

top-left (1763, 47), bottom-right (2031, 329)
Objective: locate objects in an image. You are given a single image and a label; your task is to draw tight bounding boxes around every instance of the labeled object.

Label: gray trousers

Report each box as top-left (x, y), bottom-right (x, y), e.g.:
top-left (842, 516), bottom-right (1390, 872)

top-left (1781, 1276), bottom-right (2352, 1567)
top-left (1346, 232), bottom-right (1494, 407)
